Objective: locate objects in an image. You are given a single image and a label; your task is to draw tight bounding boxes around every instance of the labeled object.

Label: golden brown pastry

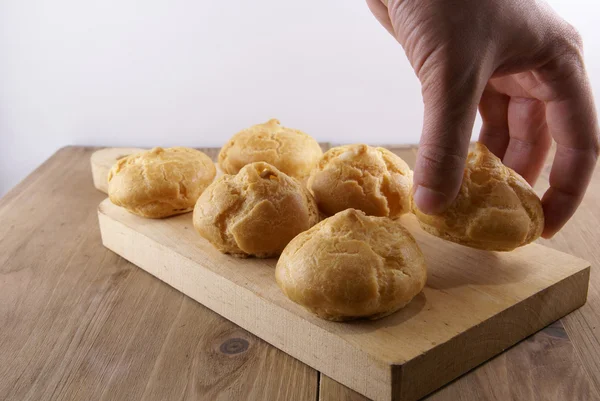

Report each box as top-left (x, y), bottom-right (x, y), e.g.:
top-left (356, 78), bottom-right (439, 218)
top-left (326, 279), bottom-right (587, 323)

top-left (108, 147), bottom-right (216, 218)
top-left (275, 209), bottom-right (427, 321)
top-left (307, 144), bottom-right (412, 217)
top-left (218, 119), bottom-right (322, 180)
top-left (412, 142), bottom-right (544, 251)
top-left (193, 162), bottom-right (319, 258)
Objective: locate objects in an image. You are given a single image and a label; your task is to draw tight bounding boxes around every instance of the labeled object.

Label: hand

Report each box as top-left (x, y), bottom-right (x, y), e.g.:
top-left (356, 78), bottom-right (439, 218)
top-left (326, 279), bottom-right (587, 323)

top-left (367, 0), bottom-right (599, 238)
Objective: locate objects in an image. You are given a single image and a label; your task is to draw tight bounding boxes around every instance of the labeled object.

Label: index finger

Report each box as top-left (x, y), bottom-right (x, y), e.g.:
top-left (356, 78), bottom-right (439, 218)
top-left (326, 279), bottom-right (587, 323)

top-left (533, 53), bottom-right (599, 238)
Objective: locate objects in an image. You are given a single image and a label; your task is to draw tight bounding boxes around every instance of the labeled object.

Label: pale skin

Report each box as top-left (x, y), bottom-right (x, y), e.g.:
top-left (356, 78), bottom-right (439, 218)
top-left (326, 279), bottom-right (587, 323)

top-left (367, 0), bottom-right (600, 238)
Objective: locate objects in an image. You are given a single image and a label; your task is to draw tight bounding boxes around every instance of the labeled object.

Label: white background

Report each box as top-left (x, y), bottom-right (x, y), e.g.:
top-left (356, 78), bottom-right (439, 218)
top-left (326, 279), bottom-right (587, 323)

top-left (1, 0), bottom-right (599, 196)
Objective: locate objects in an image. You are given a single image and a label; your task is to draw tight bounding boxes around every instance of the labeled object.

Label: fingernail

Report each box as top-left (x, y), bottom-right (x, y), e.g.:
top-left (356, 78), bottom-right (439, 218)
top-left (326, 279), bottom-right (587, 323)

top-left (413, 185), bottom-right (449, 215)
top-left (540, 227), bottom-right (555, 239)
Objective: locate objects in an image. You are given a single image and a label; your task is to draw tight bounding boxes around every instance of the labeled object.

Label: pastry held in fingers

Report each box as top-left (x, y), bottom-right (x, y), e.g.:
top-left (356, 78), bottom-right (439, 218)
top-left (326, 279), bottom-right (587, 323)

top-left (218, 118), bottom-right (322, 181)
top-left (412, 143), bottom-right (544, 251)
top-left (108, 147), bottom-right (216, 218)
top-left (193, 162), bottom-right (319, 258)
top-left (308, 144), bottom-right (412, 218)
top-left (275, 209), bottom-right (427, 321)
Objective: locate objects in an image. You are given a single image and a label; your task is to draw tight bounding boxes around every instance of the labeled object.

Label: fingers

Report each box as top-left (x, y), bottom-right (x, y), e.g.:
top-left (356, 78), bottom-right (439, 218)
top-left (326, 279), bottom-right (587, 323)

top-left (541, 145), bottom-right (597, 238)
top-left (365, 0), bottom-right (395, 37)
top-left (479, 86), bottom-right (552, 187)
top-left (503, 97), bottom-right (552, 185)
top-left (413, 63), bottom-right (490, 214)
top-left (478, 87), bottom-right (510, 159)
top-left (534, 52), bottom-right (599, 237)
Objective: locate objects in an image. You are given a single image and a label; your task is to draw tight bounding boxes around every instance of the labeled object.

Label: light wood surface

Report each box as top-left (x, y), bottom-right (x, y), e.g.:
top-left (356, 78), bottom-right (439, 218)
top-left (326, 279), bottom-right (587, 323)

top-left (320, 320), bottom-right (598, 401)
top-left (97, 155), bottom-right (589, 401)
top-left (2, 145), bottom-right (599, 401)
top-left (529, 150), bottom-right (600, 395)
top-left (322, 146), bottom-right (600, 401)
top-left (0, 147), bottom-right (317, 401)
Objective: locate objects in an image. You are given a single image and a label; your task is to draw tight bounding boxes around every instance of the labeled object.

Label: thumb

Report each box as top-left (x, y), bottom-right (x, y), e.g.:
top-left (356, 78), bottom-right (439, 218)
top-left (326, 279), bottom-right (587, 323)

top-left (413, 65), bottom-right (488, 214)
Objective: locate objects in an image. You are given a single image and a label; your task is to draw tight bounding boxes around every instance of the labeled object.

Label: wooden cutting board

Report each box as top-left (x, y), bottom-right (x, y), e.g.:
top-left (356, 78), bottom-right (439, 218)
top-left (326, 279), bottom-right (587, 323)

top-left (93, 148), bottom-right (590, 401)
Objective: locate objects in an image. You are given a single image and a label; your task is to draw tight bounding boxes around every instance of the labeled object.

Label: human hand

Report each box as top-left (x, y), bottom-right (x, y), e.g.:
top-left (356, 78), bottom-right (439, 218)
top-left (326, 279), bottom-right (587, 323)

top-left (367, 0), bottom-right (599, 237)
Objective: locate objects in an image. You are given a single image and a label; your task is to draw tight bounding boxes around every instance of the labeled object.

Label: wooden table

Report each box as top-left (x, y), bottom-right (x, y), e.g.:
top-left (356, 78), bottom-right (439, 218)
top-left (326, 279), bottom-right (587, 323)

top-left (1, 145), bottom-right (599, 401)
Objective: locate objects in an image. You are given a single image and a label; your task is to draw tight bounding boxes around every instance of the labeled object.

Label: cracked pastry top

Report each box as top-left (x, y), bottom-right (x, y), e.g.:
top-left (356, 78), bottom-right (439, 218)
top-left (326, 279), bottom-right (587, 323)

top-left (218, 119), bottom-right (322, 181)
top-left (412, 142), bottom-right (544, 251)
top-left (193, 161), bottom-right (319, 258)
top-left (308, 144), bottom-right (413, 218)
top-left (107, 147), bottom-right (216, 218)
top-left (275, 208), bottom-right (427, 321)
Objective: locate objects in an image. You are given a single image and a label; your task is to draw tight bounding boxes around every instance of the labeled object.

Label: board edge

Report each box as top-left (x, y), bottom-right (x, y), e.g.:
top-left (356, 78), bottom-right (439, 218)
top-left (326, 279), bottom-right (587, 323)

top-left (391, 265), bottom-right (590, 401)
top-left (97, 200), bottom-right (396, 401)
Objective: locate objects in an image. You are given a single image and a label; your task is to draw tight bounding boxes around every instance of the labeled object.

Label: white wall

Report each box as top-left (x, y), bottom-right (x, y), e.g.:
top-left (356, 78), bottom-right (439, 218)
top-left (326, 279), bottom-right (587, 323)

top-left (1, 0), bottom-right (599, 196)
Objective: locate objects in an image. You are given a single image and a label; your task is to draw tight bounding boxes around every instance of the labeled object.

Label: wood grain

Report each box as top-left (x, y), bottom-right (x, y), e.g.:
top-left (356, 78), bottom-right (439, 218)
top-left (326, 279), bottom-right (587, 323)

top-left (320, 144), bottom-right (600, 401)
top-left (320, 307), bottom-right (599, 401)
top-left (534, 158), bottom-right (600, 396)
top-left (0, 147), bottom-right (317, 401)
top-left (3, 145), bottom-right (600, 401)
top-left (425, 321), bottom-right (597, 401)
top-left (320, 375), bottom-right (367, 401)
top-left (98, 188), bottom-right (589, 401)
